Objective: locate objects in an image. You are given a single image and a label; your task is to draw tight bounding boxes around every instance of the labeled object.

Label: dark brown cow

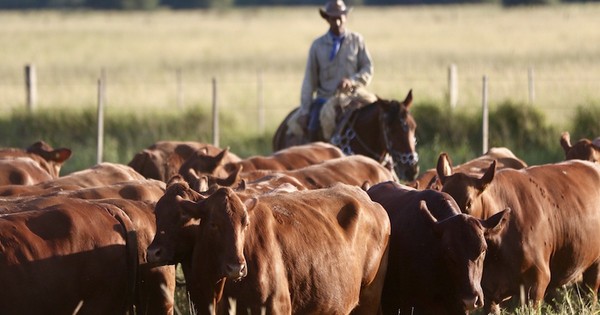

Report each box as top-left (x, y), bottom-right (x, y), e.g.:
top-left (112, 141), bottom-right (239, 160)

top-left (560, 131), bottom-right (600, 162)
top-left (128, 141), bottom-right (241, 181)
top-left (178, 141), bottom-right (345, 181)
top-left (150, 184), bottom-right (390, 314)
top-left (0, 197), bottom-right (175, 315)
top-left (410, 147), bottom-right (527, 190)
top-left (0, 140), bottom-right (72, 179)
top-left (367, 181), bottom-right (509, 315)
top-left (437, 158), bottom-right (600, 313)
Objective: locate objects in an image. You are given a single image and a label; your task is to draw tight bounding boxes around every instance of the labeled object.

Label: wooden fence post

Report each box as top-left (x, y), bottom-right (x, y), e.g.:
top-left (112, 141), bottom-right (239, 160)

top-left (25, 64), bottom-right (37, 111)
top-left (212, 77), bottom-right (219, 148)
top-left (97, 69), bottom-right (106, 164)
top-left (448, 64), bottom-right (458, 109)
top-left (482, 75), bottom-right (489, 155)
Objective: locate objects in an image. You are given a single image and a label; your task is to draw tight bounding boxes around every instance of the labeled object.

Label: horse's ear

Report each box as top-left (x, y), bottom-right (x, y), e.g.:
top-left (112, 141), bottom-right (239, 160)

top-left (404, 89), bottom-right (413, 109)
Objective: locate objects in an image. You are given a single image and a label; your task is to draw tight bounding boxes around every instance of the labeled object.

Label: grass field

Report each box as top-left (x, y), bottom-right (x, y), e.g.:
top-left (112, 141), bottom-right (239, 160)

top-left (1, 4), bottom-right (600, 130)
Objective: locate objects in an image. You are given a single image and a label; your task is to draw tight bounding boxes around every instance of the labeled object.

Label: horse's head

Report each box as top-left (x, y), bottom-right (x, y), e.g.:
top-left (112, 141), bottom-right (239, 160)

top-left (375, 90), bottom-right (419, 181)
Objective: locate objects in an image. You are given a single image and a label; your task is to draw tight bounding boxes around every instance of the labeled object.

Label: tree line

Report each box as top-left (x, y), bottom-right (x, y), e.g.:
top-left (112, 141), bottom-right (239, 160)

top-left (1, 0), bottom-right (598, 10)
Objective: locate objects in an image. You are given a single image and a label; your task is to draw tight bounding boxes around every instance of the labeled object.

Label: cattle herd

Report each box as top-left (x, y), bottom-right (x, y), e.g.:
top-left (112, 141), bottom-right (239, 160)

top-left (0, 134), bottom-right (599, 315)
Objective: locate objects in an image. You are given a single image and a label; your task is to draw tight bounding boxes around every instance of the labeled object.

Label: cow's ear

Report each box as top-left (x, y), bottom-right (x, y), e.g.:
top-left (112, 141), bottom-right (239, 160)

top-left (51, 148), bottom-right (72, 163)
top-left (219, 164), bottom-right (242, 187)
top-left (215, 148), bottom-right (229, 166)
top-left (176, 196), bottom-right (208, 220)
top-left (560, 132), bottom-right (572, 156)
top-left (244, 197), bottom-right (258, 213)
top-left (419, 200), bottom-right (442, 236)
top-left (482, 208), bottom-right (511, 238)
top-left (477, 160), bottom-right (496, 191)
top-left (436, 152), bottom-right (453, 184)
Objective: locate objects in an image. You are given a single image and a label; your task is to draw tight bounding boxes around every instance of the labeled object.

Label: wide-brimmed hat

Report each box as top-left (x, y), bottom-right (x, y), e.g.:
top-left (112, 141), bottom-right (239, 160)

top-left (319, 0), bottom-right (352, 19)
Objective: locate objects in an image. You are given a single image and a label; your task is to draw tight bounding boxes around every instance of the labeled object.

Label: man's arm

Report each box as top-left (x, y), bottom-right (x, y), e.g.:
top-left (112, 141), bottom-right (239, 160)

top-left (299, 43), bottom-right (319, 116)
top-left (350, 34), bottom-right (373, 87)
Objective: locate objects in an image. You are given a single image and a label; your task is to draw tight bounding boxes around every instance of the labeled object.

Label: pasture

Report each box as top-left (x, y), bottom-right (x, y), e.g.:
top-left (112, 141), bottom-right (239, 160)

top-left (1, 4), bottom-right (600, 129)
top-left (1, 5), bottom-right (600, 314)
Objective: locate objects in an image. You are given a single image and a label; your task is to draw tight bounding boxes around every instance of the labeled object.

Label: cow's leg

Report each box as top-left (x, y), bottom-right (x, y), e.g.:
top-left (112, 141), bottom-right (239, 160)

top-left (351, 246), bottom-right (389, 315)
top-left (581, 262), bottom-right (600, 304)
top-left (523, 264), bottom-right (551, 309)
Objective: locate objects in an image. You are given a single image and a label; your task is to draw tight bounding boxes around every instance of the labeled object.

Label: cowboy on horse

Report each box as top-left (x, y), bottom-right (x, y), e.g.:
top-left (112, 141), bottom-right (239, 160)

top-left (295, 0), bottom-right (374, 142)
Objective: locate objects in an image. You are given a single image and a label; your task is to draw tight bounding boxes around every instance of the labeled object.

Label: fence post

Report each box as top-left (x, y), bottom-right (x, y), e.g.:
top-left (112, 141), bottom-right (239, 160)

top-left (482, 75), bottom-right (489, 155)
top-left (448, 64), bottom-right (458, 109)
top-left (212, 77), bottom-right (219, 148)
top-left (528, 67), bottom-right (535, 105)
top-left (257, 70), bottom-right (265, 133)
top-left (25, 64), bottom-right (37, 111)
top-left (97, 69), bottom-right (106, 164)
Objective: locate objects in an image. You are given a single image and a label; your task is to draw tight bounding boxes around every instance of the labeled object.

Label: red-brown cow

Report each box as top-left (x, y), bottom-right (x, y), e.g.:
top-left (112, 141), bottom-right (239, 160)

top-left (410, 147), bottom-right (527, 190)
top-left (437, 158), bottom-right (600, 313)
top-left (150, 184), bottom-right (390, 315)
top-left (0, 140), bottom-right (72, 179)
top-left (367, 181), bottom-right (509, 315)
top-left (0, 162), bottom-right (147, 197)
top-left (0, 197), bottom-right (175, 315)
top-left (560, 131), bottom-right (600, 162)
top-left (128, 141), bottom-right (241, 181)
top-left (195, 155), bottom-right (395, 194)
top-left (178, 141), bottom-right (345, 181)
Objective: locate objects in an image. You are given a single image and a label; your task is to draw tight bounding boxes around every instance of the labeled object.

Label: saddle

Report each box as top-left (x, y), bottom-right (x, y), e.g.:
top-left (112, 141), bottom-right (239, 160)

top-left (320, 87), bottom-right (377, 141)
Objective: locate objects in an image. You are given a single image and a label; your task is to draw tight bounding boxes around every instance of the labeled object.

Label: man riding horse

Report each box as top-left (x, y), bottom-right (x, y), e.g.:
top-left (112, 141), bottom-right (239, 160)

top-left (296, 0), bottom-right (374, 141)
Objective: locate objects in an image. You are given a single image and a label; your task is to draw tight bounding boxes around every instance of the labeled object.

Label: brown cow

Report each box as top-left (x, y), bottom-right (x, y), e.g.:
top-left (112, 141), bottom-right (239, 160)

top-left (410, 147), bottom-right (527, 190)
top-left (195, 155), bottom-right (394, 194)
top-left (128, 140), bottom-right (241, 181)
top-left (0, 140), bottom-right (72, 178)
top-left (367, 181), bottom-right (509, 315)
top-left (560, 131), bottom-right (600, 162)
top-left (0, 197), bottom-right (175, 315)
top-left (437, 158), bottom-right (600, 313)
top-left (150, 183), bottom-right (390, 314)
top-left (0, 162), bottom-right (147, 197)
top-left (177, 141), bottom-right (345, 181)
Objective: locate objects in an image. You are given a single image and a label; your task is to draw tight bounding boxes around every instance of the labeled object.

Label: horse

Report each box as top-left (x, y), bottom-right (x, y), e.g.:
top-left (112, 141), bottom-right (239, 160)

top-left (273, 89), bottom-right (419, 182)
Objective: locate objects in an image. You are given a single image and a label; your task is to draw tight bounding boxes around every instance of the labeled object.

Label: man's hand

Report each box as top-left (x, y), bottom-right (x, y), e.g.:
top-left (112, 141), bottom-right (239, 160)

top-left (338, 78), bottom-right (354, 93)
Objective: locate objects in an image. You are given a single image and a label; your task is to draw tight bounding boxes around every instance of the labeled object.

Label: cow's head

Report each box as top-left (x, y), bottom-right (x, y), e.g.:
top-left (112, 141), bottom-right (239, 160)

top-left (26, 141), bottom-right (72, 178)
top-left (178, 187), bottom-right (250, 281)
top-left (560, 132), bottom-right (600, 162)
top-left (178, 148), bottom-right (232, 182)
top-left (437, 152), bottom-right (496, 216)
top-left (420, 200), bottom-right (510, 312)
top-left (147, 175), bottom-right (203, 265)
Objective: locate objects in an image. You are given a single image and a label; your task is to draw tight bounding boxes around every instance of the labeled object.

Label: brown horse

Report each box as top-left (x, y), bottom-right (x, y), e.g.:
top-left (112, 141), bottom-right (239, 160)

top-left (273, 90), bottom-right (419, 182)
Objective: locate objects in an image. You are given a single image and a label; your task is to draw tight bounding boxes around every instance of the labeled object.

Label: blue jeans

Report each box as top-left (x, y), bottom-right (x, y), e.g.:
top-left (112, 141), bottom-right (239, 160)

top-left (308, 98), bottom-right (327, 133)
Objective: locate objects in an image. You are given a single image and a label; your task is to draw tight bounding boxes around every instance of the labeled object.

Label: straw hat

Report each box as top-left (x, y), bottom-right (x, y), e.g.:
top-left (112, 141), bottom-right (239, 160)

top-left (319, 0), bottom-right (352, 19)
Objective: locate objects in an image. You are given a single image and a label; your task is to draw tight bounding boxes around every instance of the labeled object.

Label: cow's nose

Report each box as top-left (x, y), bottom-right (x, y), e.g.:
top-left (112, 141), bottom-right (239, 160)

top-left (225, 263), bottom-right (247, 279)
top-left (146, 247), bottom-right (161, 263)
top-left (463, 295), bottom-right (483, 311)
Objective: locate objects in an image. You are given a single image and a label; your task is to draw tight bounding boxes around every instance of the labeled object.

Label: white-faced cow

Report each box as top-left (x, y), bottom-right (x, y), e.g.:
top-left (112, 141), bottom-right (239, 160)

top-left (367, 181), bottom-right (509, 315)
top-left (437, 157), bottom-right (600, 313)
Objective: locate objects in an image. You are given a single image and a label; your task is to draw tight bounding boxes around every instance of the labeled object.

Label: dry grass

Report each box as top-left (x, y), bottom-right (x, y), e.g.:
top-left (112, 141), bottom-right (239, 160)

top-left (0, 4), bottom-right (599, 126)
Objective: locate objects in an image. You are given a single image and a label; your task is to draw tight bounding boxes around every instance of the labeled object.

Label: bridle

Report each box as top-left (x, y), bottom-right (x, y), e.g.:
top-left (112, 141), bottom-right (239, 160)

top-left (330, 102), bottom-right (419, 177)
